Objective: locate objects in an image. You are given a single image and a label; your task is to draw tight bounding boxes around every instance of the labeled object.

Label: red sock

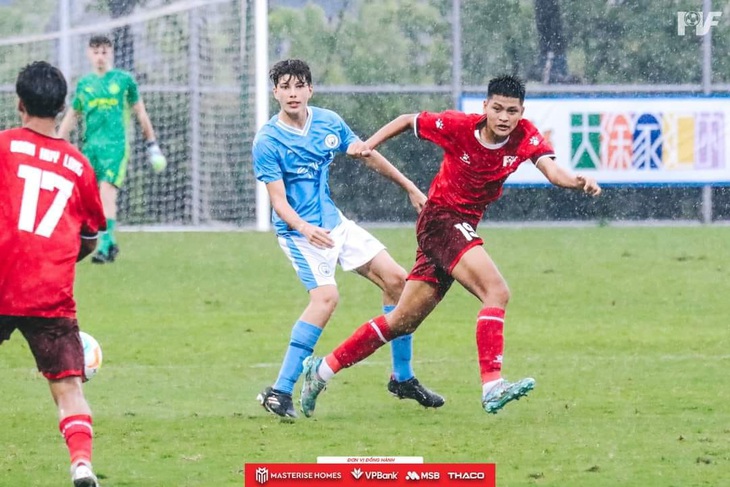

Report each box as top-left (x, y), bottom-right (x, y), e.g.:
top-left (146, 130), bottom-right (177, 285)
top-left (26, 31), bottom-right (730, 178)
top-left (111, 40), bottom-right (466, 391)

top-left (326, 315), bottom-right (393, 373)
top-left (59, 414), bottom-right (93, 466)
top-left (476, 307), bottom-right (505, 384)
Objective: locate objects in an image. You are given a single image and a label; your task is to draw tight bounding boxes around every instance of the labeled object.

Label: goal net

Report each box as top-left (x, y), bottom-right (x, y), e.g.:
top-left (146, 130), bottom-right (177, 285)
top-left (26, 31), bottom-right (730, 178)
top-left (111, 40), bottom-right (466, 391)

top-left (0, 0), bottom-right (257, 228)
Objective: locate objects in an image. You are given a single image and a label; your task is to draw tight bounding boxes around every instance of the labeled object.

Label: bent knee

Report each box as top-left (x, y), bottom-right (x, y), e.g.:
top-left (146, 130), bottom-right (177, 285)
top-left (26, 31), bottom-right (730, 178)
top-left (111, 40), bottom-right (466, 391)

top-left (489, 280), bottom-right (511, 307)
top-left (382, 266), bottom-right (407, 295)
top-left (310, 288), bottom-right (339, 312)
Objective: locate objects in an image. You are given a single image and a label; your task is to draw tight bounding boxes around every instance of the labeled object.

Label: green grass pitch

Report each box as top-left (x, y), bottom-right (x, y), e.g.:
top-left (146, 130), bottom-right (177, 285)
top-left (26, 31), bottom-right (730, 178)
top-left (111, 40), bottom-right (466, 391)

top-left (1, 227), bottom-right (728, 486)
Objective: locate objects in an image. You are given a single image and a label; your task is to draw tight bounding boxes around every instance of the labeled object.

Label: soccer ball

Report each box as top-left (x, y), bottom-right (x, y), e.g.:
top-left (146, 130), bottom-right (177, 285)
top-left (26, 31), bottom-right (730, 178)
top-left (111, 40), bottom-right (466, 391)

top-left (79, 331), bottom-right (103, 380)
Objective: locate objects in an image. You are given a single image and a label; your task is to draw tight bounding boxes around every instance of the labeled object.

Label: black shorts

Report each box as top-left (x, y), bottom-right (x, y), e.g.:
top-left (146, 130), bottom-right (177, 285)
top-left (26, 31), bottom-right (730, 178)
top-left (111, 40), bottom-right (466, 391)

top-left (0, 315), bottom-right (84, 380)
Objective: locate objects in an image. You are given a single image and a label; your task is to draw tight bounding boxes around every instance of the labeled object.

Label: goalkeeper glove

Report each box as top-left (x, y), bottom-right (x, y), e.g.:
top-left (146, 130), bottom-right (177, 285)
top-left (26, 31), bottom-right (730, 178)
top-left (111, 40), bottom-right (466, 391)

top-left (146, 140), bottom-right (167, 173)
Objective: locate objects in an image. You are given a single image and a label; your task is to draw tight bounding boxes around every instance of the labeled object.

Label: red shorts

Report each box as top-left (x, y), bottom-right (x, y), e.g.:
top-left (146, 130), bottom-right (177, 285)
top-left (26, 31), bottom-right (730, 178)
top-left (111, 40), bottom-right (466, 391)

top-left (0, 315), bottom-right (84, 380)
top-left (408, 204), bottom-right (483, 297)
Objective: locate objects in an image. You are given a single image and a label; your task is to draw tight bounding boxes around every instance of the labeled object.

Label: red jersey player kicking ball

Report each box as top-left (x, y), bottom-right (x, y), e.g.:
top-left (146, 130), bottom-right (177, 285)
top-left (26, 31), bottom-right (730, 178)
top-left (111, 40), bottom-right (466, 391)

top-left (0, 62), bottom-right (106, 486)
top-left (299, 74), bottom-right (601, 417)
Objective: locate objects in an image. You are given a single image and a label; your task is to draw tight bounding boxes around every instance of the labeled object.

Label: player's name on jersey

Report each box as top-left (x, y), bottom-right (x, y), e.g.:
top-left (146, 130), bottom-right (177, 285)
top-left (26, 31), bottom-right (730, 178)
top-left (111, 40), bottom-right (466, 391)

top-left (10, 140), bottom-right (84, 176)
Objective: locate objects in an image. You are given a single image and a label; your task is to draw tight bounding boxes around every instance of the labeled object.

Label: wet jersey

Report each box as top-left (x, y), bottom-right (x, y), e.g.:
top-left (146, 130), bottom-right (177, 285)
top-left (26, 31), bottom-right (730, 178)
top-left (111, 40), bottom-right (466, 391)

top-left (0, 128), bottom-right (106, 318)
top-left (415, 110), bottom-right (554, 219)
top-left (253, 106), bottom-right (358, 234)
top-left (72, 69), bottom-right (139, 146)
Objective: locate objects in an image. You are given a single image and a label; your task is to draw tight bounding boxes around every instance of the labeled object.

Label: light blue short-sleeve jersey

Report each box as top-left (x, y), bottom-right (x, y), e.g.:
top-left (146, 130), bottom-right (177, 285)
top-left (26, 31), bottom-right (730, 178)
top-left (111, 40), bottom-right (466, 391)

top-left (252, 106), bottom-right (359, 235)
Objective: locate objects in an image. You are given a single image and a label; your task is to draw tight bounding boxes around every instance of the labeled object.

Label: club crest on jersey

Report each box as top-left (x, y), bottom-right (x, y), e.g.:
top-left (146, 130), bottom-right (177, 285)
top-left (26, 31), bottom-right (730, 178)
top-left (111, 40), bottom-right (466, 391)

top-left (530, 136), bottom-right (540, 146)
top-left (460, 152), bottom-right (470, 164)
top-left (109, 83), bottom-right (120, 95)
top-left (324, 134), bottom-right (339, 149)
top-left (503, 155), bottom-right (518, 167)
top-left (436, 118), bottom-right (444, 129)
top-left (318, 262), bottom-right (334, 277)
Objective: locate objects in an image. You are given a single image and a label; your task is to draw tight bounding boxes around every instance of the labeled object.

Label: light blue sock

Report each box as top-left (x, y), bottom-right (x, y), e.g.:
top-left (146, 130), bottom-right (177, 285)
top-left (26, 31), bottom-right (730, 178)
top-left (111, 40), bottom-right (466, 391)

top-left (385, 305), bottom-right (414, 382)
top-left (273, 320), bottom-right (322, 395)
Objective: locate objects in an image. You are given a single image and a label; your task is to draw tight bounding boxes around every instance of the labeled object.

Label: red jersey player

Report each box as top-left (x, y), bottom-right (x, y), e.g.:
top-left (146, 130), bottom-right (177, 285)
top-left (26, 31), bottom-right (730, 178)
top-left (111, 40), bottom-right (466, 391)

top-left (0, 61), bottom-right (106, 486)
top-left (299, 75), bottom-right (601, 417)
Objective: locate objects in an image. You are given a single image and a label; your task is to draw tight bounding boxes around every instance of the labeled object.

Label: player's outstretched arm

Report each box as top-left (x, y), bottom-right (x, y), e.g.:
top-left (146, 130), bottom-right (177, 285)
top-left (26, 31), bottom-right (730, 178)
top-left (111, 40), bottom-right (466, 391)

top-left (266, 180), bottom-right (335, 249)
top-left (347, 142), bottom-right (426, 213)
top-left (364, 113), bottom-right (417, 150)
top-left (536, 156), bottom-right (602, 196)
top-left (133, 100), bottom-right (167, 173)
top-left (58, 109), bottom-right (78, 140)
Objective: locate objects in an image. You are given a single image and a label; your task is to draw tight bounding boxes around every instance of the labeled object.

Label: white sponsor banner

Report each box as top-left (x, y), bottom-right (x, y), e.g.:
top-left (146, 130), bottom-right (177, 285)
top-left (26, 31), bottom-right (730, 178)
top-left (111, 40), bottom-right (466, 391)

top-left (317, 456), bottom-right (424, 464)
top-left (461, 96), bottom-right (730, 185)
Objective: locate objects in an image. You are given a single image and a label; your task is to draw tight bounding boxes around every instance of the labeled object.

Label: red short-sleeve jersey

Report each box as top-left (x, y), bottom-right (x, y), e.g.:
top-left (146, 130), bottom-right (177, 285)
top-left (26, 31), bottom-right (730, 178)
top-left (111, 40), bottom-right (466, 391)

top-left (0, 127), bottom-right (106, 318)
top-left (415, 110), bottom-right (554, 219)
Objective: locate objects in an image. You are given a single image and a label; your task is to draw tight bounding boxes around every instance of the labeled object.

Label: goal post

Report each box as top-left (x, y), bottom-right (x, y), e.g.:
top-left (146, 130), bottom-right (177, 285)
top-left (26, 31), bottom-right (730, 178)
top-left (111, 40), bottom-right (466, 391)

top-left (0, 0), bottom-right (262, 229)
top-left (254, 0), bottom-right (271, 232)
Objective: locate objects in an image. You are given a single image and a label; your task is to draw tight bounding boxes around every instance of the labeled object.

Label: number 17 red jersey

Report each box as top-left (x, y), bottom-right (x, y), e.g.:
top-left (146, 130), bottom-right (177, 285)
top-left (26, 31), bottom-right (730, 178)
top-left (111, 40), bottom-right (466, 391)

top-left (0, 127), bottom-right (106, 318)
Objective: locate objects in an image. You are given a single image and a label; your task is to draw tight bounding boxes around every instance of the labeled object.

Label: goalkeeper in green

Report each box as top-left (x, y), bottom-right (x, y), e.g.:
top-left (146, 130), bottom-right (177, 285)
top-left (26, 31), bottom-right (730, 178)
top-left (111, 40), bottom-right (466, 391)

top-left (60, 34), bottom-right (166, 264)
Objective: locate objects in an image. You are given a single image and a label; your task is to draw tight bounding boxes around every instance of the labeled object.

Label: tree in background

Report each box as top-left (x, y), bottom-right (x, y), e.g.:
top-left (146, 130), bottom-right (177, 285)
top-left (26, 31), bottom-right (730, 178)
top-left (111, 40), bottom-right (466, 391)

top-left (529, 0), bottom-right (575, 83)
top-left (459, 0), bottom-right (537, 86)
top-left (108, 0), bottom-right (137, 72)
top-left (269, 0), bottom-right (450, 86)
top-left (265, 0), bottom-right (730, 222)
top-left (561, 0), bottom-right (704, 84)
top-left (269, 0), bottom-right (452, 220)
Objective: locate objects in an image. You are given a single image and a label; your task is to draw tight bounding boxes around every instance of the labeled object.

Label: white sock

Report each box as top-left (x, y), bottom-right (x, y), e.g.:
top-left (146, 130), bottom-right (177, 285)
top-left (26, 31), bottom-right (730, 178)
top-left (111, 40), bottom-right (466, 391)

top-left (482, 378), bottom-right (504, 397)
top-left (317, 359), bottom-right (335, 382)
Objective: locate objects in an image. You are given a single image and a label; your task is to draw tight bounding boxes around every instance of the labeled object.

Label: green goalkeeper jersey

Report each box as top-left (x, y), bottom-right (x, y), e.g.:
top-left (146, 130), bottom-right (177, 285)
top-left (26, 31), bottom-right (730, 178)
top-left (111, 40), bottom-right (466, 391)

top-left (72, 69), bottom-right (139, 147)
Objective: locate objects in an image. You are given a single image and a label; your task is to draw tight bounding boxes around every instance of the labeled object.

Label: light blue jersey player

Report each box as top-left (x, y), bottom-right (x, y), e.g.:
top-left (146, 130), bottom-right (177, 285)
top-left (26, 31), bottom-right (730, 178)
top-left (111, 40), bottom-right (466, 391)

top-left (253, 59), bottom-right (444, 418)
top-left (253, 105), bottom-right (354, 241)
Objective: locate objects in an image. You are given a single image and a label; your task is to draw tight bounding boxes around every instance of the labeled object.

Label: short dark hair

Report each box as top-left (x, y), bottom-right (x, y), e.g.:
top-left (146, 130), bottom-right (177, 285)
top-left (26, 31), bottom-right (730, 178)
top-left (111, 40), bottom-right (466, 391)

top-left (89, 35), bottom-right (113, 48)
top-left (16, 61), bottom-right (67, 118)
top-left (269, 59), bottom-right (312, 87)
top-left (487, 75), bottom-right (526, 103)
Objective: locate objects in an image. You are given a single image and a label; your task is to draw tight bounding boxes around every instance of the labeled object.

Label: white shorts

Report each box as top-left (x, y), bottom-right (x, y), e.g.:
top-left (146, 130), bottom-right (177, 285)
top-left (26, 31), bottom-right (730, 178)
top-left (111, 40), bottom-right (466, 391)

top-left (278, 216), bottom-right (386, 291)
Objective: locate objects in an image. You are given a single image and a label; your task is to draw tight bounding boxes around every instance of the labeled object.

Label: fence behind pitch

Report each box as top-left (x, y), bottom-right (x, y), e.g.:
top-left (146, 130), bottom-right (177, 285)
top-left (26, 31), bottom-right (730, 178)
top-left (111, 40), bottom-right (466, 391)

top-left (0, 0), bottom-right (256, 227)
